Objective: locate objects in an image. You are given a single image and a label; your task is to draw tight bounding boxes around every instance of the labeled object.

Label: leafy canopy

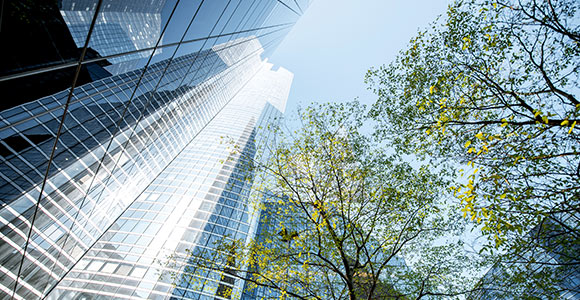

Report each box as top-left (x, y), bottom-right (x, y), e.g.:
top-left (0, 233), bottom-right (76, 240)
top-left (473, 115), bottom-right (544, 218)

top-left (366, 0), bottom-right (579, 245)
top-left (366, 0), bottom-right (579, 297)
top-left (167, 102), bottom-right (480, 300)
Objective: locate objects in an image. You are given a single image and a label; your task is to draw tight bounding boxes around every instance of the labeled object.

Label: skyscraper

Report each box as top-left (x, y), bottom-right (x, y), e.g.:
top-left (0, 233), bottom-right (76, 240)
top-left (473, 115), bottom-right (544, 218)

top-left (239, 194), bottom-right (413, 300)
top-left (0, 1), bottom-right (307, 299)
top-left (469, 213), bottom-right (580, 300)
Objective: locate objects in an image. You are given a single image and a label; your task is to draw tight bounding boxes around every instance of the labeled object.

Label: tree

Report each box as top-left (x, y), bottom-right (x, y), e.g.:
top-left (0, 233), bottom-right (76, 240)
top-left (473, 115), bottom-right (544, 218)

top-left (165, 102), bottom-right (482, 299)
top-left (365, 0), bottom-right (579, 297)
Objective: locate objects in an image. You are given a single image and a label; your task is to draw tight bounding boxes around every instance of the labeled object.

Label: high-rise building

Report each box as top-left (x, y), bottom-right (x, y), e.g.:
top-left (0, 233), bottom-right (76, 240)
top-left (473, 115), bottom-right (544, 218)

top-left (469, 214), bottom-right (580, 300)
top-left (240, 194), bottom-right (412, 300)
top-left (0, 1), bottom-right (307, 299)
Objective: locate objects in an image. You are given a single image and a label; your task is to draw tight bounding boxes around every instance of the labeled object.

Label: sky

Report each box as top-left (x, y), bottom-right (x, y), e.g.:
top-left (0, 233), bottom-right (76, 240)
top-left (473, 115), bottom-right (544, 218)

top-left (269, 0), bottom-right (453, 116)
top-left (268, 0), bottom-right (490, 272)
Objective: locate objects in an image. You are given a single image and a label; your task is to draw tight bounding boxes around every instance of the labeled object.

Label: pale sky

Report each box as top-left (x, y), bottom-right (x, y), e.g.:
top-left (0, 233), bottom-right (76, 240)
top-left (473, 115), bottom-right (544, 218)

top-left (270, 0), bottom-right (453, 115)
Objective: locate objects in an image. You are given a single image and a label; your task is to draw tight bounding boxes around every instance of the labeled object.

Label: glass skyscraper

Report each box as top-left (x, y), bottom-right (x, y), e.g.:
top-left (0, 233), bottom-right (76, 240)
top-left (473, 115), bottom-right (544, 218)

top-left (469, 213), bottom-right (580, 300)
top-left (0, 1), bottom-right (307, 299)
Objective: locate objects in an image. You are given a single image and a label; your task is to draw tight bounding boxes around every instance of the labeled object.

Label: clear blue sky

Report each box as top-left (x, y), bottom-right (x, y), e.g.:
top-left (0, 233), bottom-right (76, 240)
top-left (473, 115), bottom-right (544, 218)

top-left (269, 0), bottom-right (452, 115)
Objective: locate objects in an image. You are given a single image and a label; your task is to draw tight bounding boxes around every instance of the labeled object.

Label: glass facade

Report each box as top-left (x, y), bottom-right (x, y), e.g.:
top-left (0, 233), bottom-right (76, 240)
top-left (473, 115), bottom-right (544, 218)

top-left (0, 1), bottom-right (307, 299)
top-left (469, 214), bottom-right (580, 300)
top-left (49, 60), bottom-right (293, 300)
top-left (239, 195), bottom-right (413, 300)
top-left (240, 198), bottom-right (291, 300)
top-left (59, 0), bottom-right (167, 65)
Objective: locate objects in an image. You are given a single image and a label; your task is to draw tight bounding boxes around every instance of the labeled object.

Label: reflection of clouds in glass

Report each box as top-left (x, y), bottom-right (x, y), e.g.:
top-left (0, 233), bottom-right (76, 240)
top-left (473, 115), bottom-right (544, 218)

top-left (60, 4), bottom-right (165, 64)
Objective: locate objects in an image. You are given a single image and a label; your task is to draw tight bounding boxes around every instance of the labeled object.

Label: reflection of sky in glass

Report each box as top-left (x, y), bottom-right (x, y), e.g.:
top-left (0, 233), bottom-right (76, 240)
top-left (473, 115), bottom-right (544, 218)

top-left (60, 0), bottom-right (168, 63)
top-left (57, 0), bottom-right (304, 73)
